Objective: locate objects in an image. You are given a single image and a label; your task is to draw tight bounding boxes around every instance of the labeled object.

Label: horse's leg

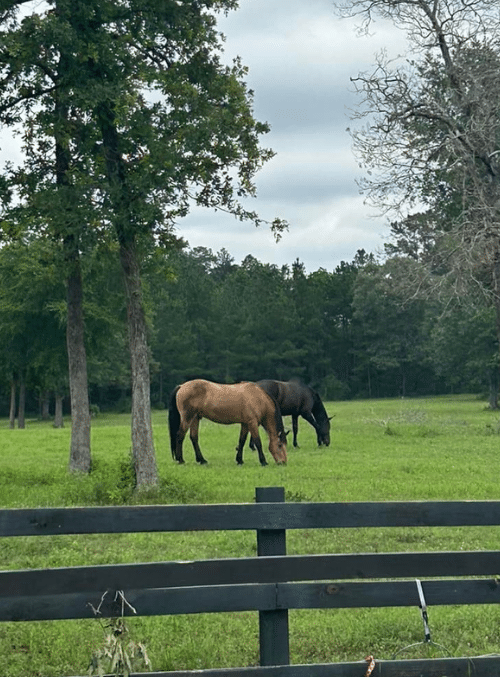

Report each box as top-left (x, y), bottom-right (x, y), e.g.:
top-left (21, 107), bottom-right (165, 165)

top-left (292, 414), bottom-right (300, 448)
top-left (249, 423), bottom-right (267, 466)
top-left (235, 425), bottom-right (249, 465)
top-left (189, 417), bottom-right (207, 465)
top-left (301, 412), bottom-right (320, 445)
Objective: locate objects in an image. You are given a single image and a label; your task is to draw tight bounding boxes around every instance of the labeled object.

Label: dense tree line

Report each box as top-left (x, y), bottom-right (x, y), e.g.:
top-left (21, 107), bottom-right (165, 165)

top-left (1, 241), bottom-right (496, 422)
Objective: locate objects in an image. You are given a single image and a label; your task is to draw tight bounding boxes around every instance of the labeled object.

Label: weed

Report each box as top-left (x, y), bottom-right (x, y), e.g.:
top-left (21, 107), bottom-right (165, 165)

top-left (88, 592), bottom-right (151, 677)
top-left (485, 420), bottom-right (500, 435)
top-left (285, 489), bottom-right (313, 502)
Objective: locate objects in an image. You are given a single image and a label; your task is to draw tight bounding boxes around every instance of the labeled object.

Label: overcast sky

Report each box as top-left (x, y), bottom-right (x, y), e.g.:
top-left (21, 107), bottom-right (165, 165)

top-left (0, 0), bottom-right (409, 273)
top-left (179, 0), bottom-right (409, 272)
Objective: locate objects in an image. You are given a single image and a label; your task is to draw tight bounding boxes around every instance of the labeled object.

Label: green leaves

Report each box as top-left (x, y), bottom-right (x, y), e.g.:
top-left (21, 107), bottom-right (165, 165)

top-left (1, 0), bottom-right (284, 242)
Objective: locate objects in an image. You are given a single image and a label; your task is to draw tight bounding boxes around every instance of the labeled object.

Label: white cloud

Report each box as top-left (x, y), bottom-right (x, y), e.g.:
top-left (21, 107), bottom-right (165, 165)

top-left (177, 192), bottom-right (390, 273)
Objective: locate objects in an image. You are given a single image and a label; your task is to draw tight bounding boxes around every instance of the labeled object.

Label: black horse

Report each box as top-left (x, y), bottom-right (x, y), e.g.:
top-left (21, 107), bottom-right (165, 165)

top-left (250, 379), bottom-right (332, 448)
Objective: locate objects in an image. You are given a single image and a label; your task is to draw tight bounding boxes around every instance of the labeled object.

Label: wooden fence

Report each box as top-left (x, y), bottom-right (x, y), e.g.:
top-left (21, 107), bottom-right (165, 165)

top-left (2, 486), bottom-right (500, 677)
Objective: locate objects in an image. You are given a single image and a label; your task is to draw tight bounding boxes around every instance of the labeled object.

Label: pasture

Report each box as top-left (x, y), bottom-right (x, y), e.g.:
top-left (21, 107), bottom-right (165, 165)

top-left (2, 394), bottom-right (500, 676)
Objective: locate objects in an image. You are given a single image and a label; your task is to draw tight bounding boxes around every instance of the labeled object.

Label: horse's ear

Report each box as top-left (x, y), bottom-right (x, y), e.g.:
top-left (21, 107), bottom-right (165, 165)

top-left (328, 416), bottom-right (334, 421)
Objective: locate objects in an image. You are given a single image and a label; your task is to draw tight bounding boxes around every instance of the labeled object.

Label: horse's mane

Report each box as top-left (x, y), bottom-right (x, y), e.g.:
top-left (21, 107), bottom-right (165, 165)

top-left (270, 395), bottom-right (285, 435)
top-left (310, 388), bottom-right (329, 422)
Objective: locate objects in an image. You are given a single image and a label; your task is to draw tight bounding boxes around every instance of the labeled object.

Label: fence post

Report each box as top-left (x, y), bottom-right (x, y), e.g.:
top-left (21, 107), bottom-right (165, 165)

top-left (255, 486), bottom-right (289, 666)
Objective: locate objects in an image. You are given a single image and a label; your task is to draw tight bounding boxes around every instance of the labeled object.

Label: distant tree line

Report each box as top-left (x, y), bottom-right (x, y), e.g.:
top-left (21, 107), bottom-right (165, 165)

top-left (1, 241), bottom-right (496, 422)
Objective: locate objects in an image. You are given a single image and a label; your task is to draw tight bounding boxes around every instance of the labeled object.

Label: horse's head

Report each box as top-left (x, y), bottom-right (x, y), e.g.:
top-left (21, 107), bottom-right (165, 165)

top-left (316, 416), bottom-right (333, 447)
top-left (269, 429), bottom-right (288, 465)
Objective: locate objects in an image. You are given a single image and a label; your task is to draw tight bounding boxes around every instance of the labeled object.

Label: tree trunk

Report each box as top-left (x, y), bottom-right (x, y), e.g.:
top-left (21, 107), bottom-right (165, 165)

top-left (54, 393), bottom-right (64, 428)
top-left (66, 251), bottom-right (91, 472)
top-left (54, 62), bottom-right (92, 472)
top-left (488, 376), bottom-right (499, 410)
top-left (18, 373), bottom-right (26, 429)
top-left (41, 391), bottom-right (50, 420)
top-left (119, 239), bottom-right (158, 488)
top-left (96, 100), bottom-right (157, 488)
top-left (9, 379), bottom-right (16, 429)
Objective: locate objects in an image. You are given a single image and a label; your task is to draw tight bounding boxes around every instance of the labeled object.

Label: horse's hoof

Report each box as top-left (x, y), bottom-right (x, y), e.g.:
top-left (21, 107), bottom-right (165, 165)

top-left (236, 461), bottom-right (244, 465)
top-left (260, 461), bottom-right (268, 467)
top-left (198, 460), bottom-right (208, 465)
top-left (177, 460), bottom-right (185, 465)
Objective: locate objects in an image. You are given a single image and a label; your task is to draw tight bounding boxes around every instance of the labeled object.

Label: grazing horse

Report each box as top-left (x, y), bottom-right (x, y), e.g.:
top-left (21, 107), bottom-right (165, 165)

top-left (168, 379), bottom-right (288, 466)
top-left (250, 379), bottom-right (332, 448)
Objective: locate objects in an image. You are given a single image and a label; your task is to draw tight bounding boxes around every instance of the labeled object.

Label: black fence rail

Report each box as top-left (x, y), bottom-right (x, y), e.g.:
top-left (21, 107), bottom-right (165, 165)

top-left (2, 486), bottom-right (500, 677)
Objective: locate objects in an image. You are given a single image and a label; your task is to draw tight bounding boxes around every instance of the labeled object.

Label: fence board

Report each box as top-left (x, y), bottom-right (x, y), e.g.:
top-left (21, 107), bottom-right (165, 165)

top-left (277, 578), bottom-right (500, 609)
top-left (2, 578), bottom-right (500, 622)
top-left (2, 551), bottom-right (500, 598)
top-left (110, 656), bottom-right (500, 677)
top-left (4, 500), bottom-right (500, 536)
top-left (0, 584), bottom-right (277, 622)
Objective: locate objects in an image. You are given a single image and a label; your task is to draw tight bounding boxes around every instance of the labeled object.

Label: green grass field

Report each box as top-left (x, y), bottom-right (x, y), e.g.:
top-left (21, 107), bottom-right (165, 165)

top-left (2, 395), bottom-right (500, 676)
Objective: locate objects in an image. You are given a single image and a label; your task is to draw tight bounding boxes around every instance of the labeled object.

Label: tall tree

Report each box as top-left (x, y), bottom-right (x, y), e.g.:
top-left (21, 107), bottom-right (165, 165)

top-left (80, 0), bottom-right (285, 485)
top-left (0, 1), bottom-right (93, 469)
top-left (338, 0), bottom-right (500, 402)
top-left (215, 256), bottom-right (301, 381)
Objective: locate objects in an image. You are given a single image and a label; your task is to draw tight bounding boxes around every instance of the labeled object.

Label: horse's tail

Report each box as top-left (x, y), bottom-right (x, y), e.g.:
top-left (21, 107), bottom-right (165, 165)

top-left (168, 386), bottom-right (181, 460)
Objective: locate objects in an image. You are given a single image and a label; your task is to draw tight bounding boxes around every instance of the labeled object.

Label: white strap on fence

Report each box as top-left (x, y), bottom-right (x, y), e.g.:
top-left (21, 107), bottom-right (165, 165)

top-left (416, 578), bottom-right (431, 643)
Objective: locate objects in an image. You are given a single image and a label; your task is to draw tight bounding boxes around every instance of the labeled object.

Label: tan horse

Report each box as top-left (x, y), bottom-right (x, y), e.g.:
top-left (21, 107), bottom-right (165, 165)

top-left (168, 379), bottom-right (288, 465)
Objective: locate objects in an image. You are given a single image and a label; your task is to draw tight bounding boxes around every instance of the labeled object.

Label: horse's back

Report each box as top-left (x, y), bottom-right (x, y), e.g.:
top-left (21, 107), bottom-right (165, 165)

top-left (233, 381), bottom-right (278, 419)
top-left (176, 378), bottom-right (209, 406)
top-left (177, 379), bottom-right (271, 424)
top-left (257, 379), bottom-right (313, 416)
